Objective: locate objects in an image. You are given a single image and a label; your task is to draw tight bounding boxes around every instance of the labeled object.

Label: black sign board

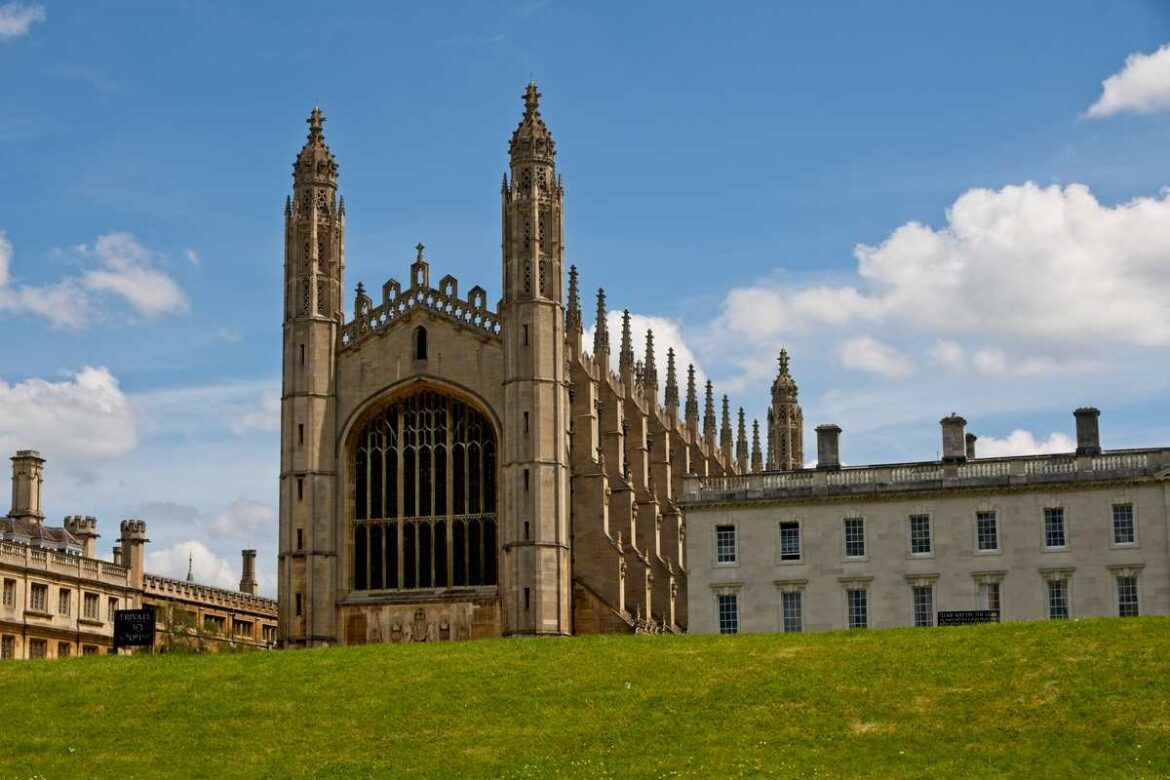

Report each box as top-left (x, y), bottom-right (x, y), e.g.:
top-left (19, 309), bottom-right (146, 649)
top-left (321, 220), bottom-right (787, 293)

top-left (114, 606), bottom-right (157, 648)
top-left (937, 610), bottom-right (1000, 626)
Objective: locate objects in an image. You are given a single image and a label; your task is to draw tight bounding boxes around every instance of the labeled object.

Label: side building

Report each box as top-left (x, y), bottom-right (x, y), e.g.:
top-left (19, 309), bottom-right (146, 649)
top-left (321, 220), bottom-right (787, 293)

top-left (0, 451), bottom-right (277, 659)
top-left (682, 409), bottom-right (1170, 634)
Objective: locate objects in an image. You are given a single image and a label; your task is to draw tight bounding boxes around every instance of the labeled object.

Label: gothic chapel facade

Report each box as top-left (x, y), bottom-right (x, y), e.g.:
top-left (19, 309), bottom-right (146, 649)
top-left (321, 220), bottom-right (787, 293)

top-left (278, 85), bottom-right (801, 645)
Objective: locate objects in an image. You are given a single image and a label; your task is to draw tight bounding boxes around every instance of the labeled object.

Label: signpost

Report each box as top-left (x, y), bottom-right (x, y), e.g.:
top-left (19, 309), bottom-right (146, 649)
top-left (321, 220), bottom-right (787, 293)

top-left (937, 610), bottom-right (1000, 626)
top-left (114, 606), bottom-right (157, 651)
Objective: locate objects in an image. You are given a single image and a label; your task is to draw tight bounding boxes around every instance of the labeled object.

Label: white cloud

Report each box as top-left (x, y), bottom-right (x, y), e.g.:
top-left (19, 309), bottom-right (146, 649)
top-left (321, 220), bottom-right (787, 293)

top-left (972, 348), bottom-right (1008, 375)
top-left (227, 391), bottom-right (281, 436)
top-left (1087, 43), bottom-right (1170, 118)
top-left (0, 230), bottom-right (189, 327)
top-left (185, 248), bottom-right (200, 266)
top-left (0, 2), bottom-right (45, 40)
top-left (931, 339), bottom-right (965, 369)
top-left (717, 182), bottom-right (1170, 350)
top-left (209, 499), bottom-right (276, 541)
top-left (976, 430), bottom-right (1076, 458)
top-left (146, 540), bottom-right (239, 591)
top-left (0, 367), bottom-right (138, 460)
top-left (583, 310), bottom-right (706, 389)
top-left (838, 336), bottom-right (914, 378)
top-left (82, 232), bottom-right (189, 317)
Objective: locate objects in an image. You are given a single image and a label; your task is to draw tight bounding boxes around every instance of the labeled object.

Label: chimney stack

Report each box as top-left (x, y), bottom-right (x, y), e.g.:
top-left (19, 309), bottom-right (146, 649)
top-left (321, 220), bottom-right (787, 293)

top-left (965, 432), bottom-right (978, 461)
top-left (815, 424), bottom-right (841, 471)
top-left (9, 450), bottom-right (45, 522)
top-left (239, 549), bottom-right (258, 595)
top-left (64, 515), bottom-right (100, 558)
top-left (118, 519), bottom-right (149, 588)
top-left (1074, 407), bottom-right (1101, 456)
top-left (112, 545), bottom-right (123, 566)
top-left (940, 414), bottom-right (967, 464)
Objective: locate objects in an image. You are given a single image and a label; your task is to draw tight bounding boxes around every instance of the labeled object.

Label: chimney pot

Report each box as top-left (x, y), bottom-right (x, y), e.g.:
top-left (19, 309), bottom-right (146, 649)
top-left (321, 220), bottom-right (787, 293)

top-left (940, 414), bottom-right (968, 464)
top-left (965, 432), bottom-right (978, 460)
top-left (815, 424), bottom-right (842, 471)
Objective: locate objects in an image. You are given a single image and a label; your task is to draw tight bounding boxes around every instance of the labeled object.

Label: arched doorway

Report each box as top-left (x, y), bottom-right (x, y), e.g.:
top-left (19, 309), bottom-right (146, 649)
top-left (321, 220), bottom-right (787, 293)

top-left (351, 389), bottom-right (498, 591)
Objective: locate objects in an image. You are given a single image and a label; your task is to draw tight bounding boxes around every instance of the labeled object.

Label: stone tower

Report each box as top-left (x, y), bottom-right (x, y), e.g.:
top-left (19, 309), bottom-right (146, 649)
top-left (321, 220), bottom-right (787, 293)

top-left (499, 83), bottom-right (572, 635)
top-left (8, 450), bottom-right (45, 522)
top-left (766, 349), bottom-right (804, 471)
top-left (278, 107), bottom-right (346, 647)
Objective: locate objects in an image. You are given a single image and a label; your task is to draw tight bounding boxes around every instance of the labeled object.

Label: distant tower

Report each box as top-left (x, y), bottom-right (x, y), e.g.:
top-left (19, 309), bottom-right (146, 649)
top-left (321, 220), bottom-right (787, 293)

top-left (766, 349), bottom-right (804, 471)
top-left (499, 83), bottom-right (571, 635)
top-left (240, 549), bottom-right (259, 595)
top-left (8, 450), bottom-right (45, 523)
top-left (278, 106), bottom-right (345, 647)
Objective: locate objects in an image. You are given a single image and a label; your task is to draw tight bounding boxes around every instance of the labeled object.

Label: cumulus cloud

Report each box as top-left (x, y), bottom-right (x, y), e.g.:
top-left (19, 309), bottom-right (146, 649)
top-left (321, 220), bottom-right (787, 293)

top-left (227, 391), bottom-right (281, 436)
top-left (0, 2), bottom-right (45, 40)
top-left (209, 499), bottom-right (276, 541)
top-left (718, 182), bottom-right (1170, 349)
top-left (0, 230), bottom-right (189, 327)
top-left (81, 232), bottom-right (189, 317)
top-left (931, 339), bottom-right (965, 369)
top-left (976, 430), bottom-right (1076, 458)
top-left (0, 367), bottom-right (138, 459)
top-left (1087, 43), bottom-right (1170, 118)
top-left (146, 540), bottom-right (239, 590)
top-left (838, 336), bottom-right (914, 378)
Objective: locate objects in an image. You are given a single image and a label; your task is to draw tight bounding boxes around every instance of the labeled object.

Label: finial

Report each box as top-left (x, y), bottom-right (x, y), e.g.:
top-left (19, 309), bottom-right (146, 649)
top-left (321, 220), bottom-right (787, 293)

top-left (284, 195), bottom-right (292, 217)
top-left (619, 309), bottom-right (634, 377)
top-left (415, 243), bottom-right (426, 261)
top-left (664, 348), bottom-right (679, 411)
top-left (501, 172), bottom-right (509, 194)
top-left (307, 106), bottom-right (325, 140)
top-left (736, 407), bottom-right (749, 473)
top-left (355, 281), bottom-right (365, 296)
top-left (594, 288), bottom-right (610, 361)
top-left (779, 348), bottom-right (790, 376)
top-left (566, 266), bottom-right (582, 333)
top-left (751, 419), bottom-right (763, 473)
top-left (186, 551), bottom-right (194, 583)
top-left (338, 195), bottom-right (346, 215)
top-left (524, 82), bottom-right (541, 116)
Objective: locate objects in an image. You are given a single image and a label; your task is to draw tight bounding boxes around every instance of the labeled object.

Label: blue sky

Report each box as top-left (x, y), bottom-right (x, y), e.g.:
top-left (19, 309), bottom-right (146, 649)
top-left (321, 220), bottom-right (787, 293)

top-left (2, 1), bottom-right (1170, 592)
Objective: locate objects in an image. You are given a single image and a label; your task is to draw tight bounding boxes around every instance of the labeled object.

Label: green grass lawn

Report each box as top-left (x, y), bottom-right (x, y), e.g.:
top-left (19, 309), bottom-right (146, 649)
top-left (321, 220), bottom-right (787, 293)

top-left (2, 617), bottom-right (1169, 778)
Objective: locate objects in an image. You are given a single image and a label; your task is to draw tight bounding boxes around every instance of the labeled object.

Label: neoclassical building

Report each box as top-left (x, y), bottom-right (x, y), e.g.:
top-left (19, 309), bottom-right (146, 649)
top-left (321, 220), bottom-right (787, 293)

top-left (1, 450), bottom-right (277, 659)
top-left (277, 85), bottom-right (804, 646)
top-left (683, 409), bottom-right (1170, 634)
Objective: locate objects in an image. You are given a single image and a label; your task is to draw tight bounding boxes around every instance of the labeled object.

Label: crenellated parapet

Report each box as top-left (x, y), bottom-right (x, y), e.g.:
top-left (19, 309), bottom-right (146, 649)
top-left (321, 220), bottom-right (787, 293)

top-left (341, 244), bottom-right (500, 350)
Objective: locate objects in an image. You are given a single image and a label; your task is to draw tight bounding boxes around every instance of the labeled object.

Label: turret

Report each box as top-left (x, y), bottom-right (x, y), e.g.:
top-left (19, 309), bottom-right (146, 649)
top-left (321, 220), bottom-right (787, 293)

top-left (240, 549), bottom-right (258, 595)
top-left (8, 450), bottom-right (45, 523)
top-left (118, 519), bottom-right (149, 589)
top-left (63, 515), bottom-right (99, 558)
top-left (499, 83), bottom-right (571, 636)
top-left (766, 348), bottom-right (804, 471)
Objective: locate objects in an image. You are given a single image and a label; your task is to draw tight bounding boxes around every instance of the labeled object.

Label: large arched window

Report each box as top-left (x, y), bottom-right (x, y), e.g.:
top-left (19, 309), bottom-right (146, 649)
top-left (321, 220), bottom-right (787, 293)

top-left (352, 390), bottom-right (497, 591)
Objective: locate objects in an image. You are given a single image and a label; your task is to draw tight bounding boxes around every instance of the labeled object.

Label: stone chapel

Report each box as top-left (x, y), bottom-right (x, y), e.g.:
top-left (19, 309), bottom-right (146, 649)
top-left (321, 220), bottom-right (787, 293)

top-left (277, 84), bottom-right (803, 645)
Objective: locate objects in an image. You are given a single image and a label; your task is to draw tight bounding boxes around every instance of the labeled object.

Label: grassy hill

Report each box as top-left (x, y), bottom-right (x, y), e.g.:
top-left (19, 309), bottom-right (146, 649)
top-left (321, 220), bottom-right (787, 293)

top-left (2, 617), bottom-right (1169, 778)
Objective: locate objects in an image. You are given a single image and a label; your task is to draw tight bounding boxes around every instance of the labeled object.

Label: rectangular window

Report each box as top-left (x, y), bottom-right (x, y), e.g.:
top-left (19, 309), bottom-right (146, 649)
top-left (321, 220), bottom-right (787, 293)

top-left (28, 639), bottom-right (46, 659)
top-left (717, 593), bottom-right (739, 634)
top-left (108, 597), bottom-right (119, 619)
top-left (524, 412), bottom-right (529, 433)
top-left (298, 424), bottom-right (304, 445)
top-left (847, 589), bottom-right (868, 629)
top-left (1, 635), bottom-right (13, 659)
top-left (1112, 504), bottom-right (1135, 545)
top-left (523, 469), bottom-right (530, 492)
top-left (297, 477), bottom-right (304, 502)
top-left (976, 511), bottom-right (999, 552)
top-left (295, 593), bottom-right (303, 617)
top-left (909, 514), bottom-right (932, 555)
top-left (296, 528), bottom-right (304, 550)
top-left (1043, 508), bottom-right (1066, 549)
top-left (1047, 579), bottom-right (1069, 619)
top-left (2, 579), bottom-right (14, 607)
top-left (82, 644), bottom-right (98, 656)
top-left (843, 518), bottom-right (865, 558)
top-left (779, 522), bottom-right (801, 562)
top-left (203, 615), bottom-right (225, 634)
top-left (29, 583), bottom-right (47, 613)
top-left (58, 589), bottom-right (71, 616)
top-left (233, 620), bottom-right (253, 638)
top-left (781, 591), bottom-right (803, 633)
top-left (57, 642), bottom-right (71, 658)
top-left (978, 582), bottom-right (1001, 613)
top-left (912, 585), bottom-right (934, 627)
top-left (1117, 576), bottom-right (1139, 617)
top-left (299, 344), bottom-right (305, 365)
top-left (715, 525), bottom-right (737, 564)
top-left (83, 593), bottom-right (99, 620)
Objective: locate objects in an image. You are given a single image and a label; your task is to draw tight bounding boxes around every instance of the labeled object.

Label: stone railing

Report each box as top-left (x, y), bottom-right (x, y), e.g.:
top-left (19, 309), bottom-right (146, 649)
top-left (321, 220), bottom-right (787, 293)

top-left (143, 574), bottom-right (278, 615)
top-left (680, 449), bottom-right (1168, 504)
top-left (0, 541), bottom-right (130, 586)
top-left (341, 275), bottom-right (499, 350)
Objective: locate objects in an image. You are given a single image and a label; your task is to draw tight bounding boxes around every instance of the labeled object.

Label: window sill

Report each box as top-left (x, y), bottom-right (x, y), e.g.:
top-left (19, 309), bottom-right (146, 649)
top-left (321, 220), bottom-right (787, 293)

top-left (24, 609), bottom-right (52, 619)
top-left (777, 557), bottom-right (803, 566)
top-left (713, 561), bottom-right (740, 569)
top-left (843, 556), bottom-right (869, 563)
top-left (78, 617), bottom-right (104, 627)
top-left (1041, 546), bottom-right (1070, 553)
top-left (974, 549), bottom-right (1002, 556)
top-left (909, 552), bottom-right (935, 559)
top-left (1110, 542), bottom-right (1139, 550)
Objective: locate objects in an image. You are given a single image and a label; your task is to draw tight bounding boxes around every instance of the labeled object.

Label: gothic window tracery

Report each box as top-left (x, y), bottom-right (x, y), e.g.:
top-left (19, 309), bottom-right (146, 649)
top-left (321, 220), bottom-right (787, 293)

top-left (352, 390), bottom-right (497, 592)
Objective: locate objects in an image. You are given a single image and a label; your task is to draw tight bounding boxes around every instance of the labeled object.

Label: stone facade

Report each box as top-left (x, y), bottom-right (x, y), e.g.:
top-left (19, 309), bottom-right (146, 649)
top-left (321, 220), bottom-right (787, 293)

top-left (0, 451), bottom-right (277, 659)
top-left (278, 85), bottom-right (765, 647)
top-left (682, 410), bottom-right (1170, 634)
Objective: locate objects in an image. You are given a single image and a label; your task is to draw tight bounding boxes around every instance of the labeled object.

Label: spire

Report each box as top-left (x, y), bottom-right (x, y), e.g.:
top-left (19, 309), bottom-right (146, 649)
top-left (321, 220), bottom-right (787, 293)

top-left (509, 81), bottom-right (555, 163)
top-left (664, 348), bottom-right (679, 414)
top-left (593, 288), bottom-right (610, 366)
top-left (684, 364), bottom-right (699, 433)
top-left (768, 346), bottom-right (805, 471)
top-left (703, 380), bottom-right (716, 444)
top-left (186, 550), bottom-right (194, 583)
top-left (736, 407), bottom-right (749, 473)
top-left (751, 420), bottom-right (763, 473)
top-left (566, 265), bottom-right (582, 334)
top-left (643, 329), bottom-right (658, 390)
top-left (720, 395), bottom-right (733, 463)
top-left (779, 348), bottom-right (791, 377)
top-left (293, 105), bottom-right (338, 189)
top-left (619, 309), bottom-right (635, 380)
